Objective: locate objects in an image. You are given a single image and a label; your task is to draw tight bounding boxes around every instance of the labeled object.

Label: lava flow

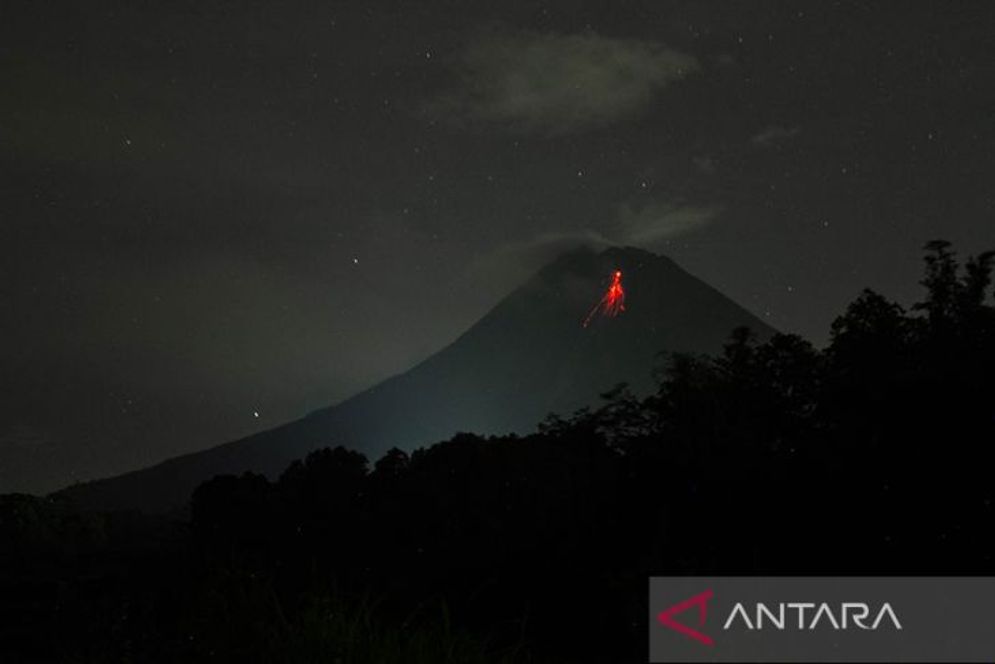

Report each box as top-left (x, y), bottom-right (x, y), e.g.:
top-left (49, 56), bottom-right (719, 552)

top-left (583, 269), bottom-right (626, 327)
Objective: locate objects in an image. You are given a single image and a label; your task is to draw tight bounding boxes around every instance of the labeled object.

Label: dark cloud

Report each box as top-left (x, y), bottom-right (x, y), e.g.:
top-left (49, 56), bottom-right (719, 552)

top-left (614, 201), bottom-right (719, 245)
top-left (692, 155), bottom-right (717, 174)
top-left (470, 200), bottom-right (717, 284)
top-left (750, 125), bottom-right (801, 148)
top-left (429, 29), bottom-right (699, 133)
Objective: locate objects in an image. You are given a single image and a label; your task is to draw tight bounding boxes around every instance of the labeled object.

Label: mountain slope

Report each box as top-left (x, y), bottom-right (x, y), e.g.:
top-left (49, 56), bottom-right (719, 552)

top-left (58, 246), bottom-right (775, 512)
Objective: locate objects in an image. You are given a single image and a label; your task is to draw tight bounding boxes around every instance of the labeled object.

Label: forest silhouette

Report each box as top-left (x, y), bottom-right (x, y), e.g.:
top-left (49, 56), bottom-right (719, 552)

top-left (2, 241), bottom-right (993, 662)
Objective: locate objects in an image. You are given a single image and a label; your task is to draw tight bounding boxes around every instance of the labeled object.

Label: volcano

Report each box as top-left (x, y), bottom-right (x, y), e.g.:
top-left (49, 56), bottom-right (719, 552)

top-left (59, 246), bottom-right (775, 512)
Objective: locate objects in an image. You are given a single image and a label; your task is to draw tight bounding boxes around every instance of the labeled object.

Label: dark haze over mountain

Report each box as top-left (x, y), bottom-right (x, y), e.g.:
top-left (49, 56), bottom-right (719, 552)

top-left (60, 247), bottom-right (773, 512)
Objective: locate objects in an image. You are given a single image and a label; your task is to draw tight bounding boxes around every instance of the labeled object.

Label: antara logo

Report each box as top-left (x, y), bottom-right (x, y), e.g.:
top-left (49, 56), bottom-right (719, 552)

top-left (657, 590), bottom-right (715, 646)
top-left (657, 590), bottom-right (902, 646)
top-left (723, 601), bottom-right (902, 631)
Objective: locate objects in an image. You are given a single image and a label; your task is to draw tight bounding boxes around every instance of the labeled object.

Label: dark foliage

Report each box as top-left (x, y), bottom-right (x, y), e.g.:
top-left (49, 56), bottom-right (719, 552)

top-left (2, 242), bottom-right (993, 662)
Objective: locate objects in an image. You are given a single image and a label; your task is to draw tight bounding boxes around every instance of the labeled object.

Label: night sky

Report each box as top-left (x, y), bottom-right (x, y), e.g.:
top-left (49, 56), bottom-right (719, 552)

top-left (2, 1), bottom-right (993, 493)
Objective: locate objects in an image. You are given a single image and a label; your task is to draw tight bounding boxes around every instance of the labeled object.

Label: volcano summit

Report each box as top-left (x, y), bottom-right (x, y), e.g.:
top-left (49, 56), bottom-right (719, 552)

top-left (60, 247), bottom-right (774, 512)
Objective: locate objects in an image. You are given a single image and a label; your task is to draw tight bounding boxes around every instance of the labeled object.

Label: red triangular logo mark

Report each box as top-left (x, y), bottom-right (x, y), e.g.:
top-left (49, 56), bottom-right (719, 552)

top-left (657, 589), bottom-right (715, 646)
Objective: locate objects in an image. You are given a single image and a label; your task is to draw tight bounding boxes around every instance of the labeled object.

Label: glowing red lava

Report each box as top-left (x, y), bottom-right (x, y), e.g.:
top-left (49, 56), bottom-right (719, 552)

top-left (583, 269), bottom-right (626, 327)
